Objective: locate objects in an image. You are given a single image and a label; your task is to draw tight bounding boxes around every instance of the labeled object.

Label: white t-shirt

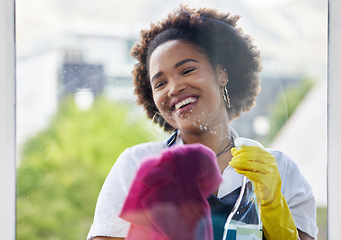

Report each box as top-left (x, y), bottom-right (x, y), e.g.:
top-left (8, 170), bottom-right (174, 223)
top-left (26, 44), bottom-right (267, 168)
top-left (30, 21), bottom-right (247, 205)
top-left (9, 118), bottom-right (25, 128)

top-left (87, 134), bottom-right (318, 239)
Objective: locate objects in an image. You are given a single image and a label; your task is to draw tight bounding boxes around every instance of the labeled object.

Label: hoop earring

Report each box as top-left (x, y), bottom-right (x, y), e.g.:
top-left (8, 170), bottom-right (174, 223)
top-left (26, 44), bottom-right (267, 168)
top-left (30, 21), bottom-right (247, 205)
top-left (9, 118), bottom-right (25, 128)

top-left (152, 112), bottom-right (162, 123)
top-left (222, 84), bottom-right (231, 109)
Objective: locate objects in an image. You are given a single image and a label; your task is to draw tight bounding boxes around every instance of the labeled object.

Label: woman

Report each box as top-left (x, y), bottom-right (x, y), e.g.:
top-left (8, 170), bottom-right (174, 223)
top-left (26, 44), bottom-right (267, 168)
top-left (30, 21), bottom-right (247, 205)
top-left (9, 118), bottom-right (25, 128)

top-left (88, 5), bottom-right (318, 240)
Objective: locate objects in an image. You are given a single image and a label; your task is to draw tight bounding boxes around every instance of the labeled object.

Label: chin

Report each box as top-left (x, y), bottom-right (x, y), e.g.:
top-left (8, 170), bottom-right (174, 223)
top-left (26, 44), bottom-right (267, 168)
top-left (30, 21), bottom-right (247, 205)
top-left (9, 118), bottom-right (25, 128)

top-left (177, 120), bottom-right (210, 134)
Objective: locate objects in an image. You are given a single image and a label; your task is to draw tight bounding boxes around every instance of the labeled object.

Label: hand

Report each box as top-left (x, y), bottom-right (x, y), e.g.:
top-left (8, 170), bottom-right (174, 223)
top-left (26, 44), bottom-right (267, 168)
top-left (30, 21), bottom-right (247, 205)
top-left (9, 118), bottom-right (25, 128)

top-left (120, 144), bottom-right (221, 240)
top-left (230, 146), bottom-right (281, 206)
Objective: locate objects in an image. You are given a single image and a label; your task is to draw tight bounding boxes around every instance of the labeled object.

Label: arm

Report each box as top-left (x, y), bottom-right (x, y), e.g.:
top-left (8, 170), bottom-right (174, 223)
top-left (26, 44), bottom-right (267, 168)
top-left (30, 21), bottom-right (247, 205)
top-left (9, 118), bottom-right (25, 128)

top-left (230, 146), bottom-right (317, 240)
top-left (230, 146), bottom-right (298, 240)
top-left (88, 148), bottom-right (138, 240)
top-left (298, 230), bottom-right (314, 240)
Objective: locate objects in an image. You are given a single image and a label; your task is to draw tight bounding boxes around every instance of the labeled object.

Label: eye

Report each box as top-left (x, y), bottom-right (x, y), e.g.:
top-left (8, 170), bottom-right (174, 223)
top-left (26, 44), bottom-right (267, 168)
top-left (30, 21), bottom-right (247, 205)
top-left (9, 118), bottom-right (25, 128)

top-left (182, 67), bottom-right (196, 75)
top-left (154, 81), bottom-right (167, 89)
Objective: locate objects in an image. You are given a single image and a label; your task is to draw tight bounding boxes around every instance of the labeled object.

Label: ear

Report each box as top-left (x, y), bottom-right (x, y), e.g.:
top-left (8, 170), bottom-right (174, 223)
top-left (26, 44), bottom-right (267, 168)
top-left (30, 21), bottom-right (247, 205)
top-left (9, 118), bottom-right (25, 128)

top-left (216, 65), bottom-right (228, 87)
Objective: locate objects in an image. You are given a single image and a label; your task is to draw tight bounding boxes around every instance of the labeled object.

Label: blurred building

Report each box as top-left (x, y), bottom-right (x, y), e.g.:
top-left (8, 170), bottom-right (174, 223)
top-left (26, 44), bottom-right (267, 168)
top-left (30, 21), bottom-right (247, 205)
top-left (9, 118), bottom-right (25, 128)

top-left (16, 31), bottom-right (137, 148)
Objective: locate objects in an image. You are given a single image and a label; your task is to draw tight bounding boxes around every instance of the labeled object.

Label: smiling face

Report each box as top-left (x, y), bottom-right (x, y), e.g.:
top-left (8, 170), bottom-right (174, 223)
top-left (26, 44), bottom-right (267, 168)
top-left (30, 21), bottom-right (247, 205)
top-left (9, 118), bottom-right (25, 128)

top-left (149, 40), bottom-right (229, 135)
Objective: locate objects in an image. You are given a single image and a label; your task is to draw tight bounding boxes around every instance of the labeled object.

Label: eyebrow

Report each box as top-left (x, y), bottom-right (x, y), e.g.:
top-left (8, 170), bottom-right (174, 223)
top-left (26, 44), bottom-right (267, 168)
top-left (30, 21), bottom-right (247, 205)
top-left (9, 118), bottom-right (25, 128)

top-left (151, 72), bottom-right (163, 82)
top-left (174, 58), bottom-right (198, 69)
top-left (151, 58), bottom-right (198, 82)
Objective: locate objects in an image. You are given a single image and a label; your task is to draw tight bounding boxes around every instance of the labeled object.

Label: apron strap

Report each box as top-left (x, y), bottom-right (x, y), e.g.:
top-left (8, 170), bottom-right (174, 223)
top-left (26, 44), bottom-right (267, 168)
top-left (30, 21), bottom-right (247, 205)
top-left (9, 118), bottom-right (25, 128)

top-left (167, 130), bottom-right (178, 147)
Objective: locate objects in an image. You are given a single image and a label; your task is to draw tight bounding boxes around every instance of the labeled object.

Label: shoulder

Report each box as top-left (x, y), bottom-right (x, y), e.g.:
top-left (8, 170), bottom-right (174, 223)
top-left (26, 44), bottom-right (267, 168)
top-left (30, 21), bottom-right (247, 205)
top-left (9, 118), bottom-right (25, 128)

top-left (101, 141), bottom-right (168, 190)
top-left (109, 141), bottom-right (168, 178)
top-left (265, 148), bottom-right (315, 208)
top-left (91, 141), bottom-right (168, 229)
top-left (118, 141), bottom-right (168, 166)
top-left (266, 149), bottom-right (298, 176)
top-left (124, 141), bottom-right (168, 155)
top-left (266, 148), bottom-right (309, 193)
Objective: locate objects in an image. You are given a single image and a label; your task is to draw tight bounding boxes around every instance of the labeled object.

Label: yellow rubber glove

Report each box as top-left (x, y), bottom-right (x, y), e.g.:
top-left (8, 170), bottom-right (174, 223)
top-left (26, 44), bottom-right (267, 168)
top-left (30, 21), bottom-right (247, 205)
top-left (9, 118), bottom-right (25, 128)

top-left (230, 145), bottom-right (299, 240)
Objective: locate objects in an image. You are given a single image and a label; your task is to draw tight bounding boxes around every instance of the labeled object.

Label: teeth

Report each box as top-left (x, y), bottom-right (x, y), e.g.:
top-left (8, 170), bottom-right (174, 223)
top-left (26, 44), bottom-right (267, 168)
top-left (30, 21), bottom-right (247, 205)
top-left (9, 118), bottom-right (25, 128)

top-left (175, 97), bottom-right (197, 110)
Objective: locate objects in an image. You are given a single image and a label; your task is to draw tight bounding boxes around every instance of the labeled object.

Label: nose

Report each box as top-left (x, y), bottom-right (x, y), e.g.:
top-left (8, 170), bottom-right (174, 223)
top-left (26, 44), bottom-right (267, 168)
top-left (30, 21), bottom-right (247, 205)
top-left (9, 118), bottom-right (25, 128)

top-left (167, 79), bottom-right (186, 97)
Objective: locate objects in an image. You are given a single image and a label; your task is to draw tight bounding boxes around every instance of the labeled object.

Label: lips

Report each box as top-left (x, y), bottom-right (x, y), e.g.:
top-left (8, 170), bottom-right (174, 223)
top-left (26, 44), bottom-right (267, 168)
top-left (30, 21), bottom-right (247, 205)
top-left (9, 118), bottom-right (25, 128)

top-left (175, 97), bottom-right (197, 110)
top-left (170, 94), bottom-right (199, 114)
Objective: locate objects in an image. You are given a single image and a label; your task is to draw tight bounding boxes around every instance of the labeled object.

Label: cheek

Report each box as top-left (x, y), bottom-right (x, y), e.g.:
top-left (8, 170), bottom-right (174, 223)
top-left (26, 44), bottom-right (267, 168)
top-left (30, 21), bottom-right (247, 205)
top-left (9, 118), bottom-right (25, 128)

top-left (152, 92), bottom-right (166, 111)
top-left (205, 84), bottom-right (224, 108)
top-left (198, 78), bottom-right (221, 98)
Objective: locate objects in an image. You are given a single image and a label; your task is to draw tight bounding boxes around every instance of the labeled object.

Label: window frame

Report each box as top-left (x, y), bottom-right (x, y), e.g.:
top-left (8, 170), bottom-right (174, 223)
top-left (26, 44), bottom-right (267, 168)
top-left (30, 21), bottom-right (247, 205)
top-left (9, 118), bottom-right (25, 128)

top-left (327, 0), bottom-right (341, 238)
top-left (0, 0), bottom-right (16, 238)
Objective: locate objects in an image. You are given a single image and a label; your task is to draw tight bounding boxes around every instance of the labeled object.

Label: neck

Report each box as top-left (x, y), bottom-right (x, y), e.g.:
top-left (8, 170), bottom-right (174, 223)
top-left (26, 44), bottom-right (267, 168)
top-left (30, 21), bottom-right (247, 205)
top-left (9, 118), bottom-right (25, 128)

top-left (179, 122), bottom-right (233, 173)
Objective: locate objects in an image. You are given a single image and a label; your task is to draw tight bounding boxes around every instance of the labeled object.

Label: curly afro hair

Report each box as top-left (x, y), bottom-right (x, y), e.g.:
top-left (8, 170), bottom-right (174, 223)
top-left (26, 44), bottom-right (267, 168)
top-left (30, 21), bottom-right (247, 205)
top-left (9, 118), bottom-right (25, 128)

top-left (131, 5), bottom-right (262, 133)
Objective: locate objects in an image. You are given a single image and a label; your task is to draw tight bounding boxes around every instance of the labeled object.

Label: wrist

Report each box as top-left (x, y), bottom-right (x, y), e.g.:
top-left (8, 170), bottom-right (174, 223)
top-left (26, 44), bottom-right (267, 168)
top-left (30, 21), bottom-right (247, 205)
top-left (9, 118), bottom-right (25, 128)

top-left (261, 193), bottom-right (298, 240)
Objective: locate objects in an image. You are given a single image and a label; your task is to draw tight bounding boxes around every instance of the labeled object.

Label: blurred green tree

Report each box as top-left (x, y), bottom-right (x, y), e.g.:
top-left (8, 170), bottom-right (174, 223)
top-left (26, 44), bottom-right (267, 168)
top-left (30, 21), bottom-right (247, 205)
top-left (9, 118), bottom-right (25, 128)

top-left (17, 96), bottom-right (163, 240)
top-left (269, 78), bottom-right (315, 140)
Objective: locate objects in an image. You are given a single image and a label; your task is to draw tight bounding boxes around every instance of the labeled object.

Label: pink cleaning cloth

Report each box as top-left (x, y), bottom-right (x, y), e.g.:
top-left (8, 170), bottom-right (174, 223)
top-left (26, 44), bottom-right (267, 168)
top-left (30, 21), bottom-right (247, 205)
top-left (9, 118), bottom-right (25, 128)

top-left (119, 143), bottom-right (222, 240)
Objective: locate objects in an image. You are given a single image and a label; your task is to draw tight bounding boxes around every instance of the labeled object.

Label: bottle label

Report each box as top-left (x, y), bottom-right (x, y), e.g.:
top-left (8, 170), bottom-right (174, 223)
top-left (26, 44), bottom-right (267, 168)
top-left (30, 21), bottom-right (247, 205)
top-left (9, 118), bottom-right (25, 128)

top-left (236, 226), bottom-right (262, 240)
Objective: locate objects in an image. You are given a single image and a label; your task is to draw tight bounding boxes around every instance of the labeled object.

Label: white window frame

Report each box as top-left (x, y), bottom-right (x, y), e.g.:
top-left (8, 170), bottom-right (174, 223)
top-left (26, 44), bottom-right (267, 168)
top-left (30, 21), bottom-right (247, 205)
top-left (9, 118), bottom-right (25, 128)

top-left (0, 0), bottom-right (16, 238)
top-left (1, 0), bottom-right (341, 239)
top-left (328, 0), bottom-right (341, 239)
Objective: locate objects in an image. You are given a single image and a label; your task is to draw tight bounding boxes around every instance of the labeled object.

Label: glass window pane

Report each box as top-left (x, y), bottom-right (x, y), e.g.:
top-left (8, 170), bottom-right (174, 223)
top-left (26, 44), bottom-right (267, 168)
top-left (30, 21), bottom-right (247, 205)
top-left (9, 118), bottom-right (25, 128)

top-left (16, 1), bottom-right (327, 239)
